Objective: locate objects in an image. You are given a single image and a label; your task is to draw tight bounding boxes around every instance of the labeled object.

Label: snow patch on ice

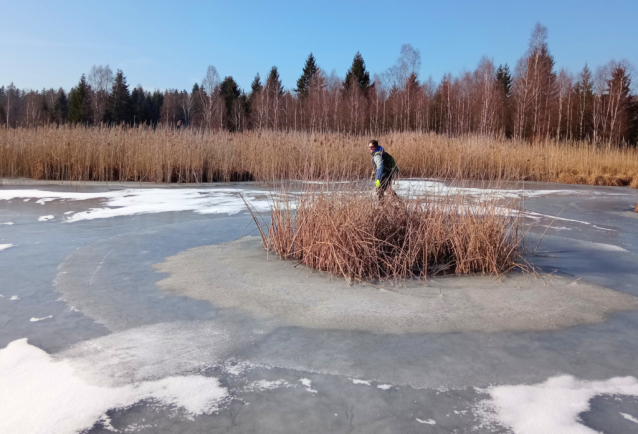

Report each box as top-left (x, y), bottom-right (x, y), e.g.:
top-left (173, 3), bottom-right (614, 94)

top-left (223, 360), bottom-right (256, 376)
top-left (377, 384), bottom-right (393, 390)
top-left (621, 412), bottom-right (638, 424)
top-left (244, 379), bottom-right (291, 392)
top-left (352, 379), bottom-right (371, 386)
top-left (0, 339), bottom-right (228, 434)
top-left (10, 295), bottom-right (19, 301)
top-left (38, 215), bottom-right (54, 221)
top-left (0, 188), bottom-right (273, 222)
top-left (299, 378), bottom-right (317, 393)
top-left (0, 244), bottom-right (14, 251)
top-left (0, 222), bottom-right (13, 225)
top-left (476, 375), bottom-right (638, 434)
top-left (395, 179), bottom-right (585, 199)
top-left (416, 418), bottom-right (436, 425)
top-left (30, 316), bottom-right (52, 322)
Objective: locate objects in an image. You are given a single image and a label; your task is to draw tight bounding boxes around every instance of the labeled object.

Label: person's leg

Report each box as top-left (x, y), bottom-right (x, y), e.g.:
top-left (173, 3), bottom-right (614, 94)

top-left (378, 175), bottom-right (390, 200)
top-left (384, 169), bottom-right (399, 198)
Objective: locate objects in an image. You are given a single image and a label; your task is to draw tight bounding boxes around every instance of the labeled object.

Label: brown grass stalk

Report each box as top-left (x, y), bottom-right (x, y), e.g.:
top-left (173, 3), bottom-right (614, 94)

top-left (1, 126), bottom-right (638, 188)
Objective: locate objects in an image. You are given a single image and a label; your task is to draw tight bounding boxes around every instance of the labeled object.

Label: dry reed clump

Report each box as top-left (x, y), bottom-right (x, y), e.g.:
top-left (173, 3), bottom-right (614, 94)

top-left (259, 185), bottom-right (522, 282)
top-left (2, 125), bottom-right (638, 187)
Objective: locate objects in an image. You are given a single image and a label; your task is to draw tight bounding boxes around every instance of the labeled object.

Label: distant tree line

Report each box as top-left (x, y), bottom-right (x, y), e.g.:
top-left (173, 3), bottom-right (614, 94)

top-left (1, 23), bottom-right (636, 145)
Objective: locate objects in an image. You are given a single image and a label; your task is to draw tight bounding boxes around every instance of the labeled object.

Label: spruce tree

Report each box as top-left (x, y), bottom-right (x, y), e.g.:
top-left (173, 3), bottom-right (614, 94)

top-left (67, 74), bottom-right (92, 124)
top-left (149, 90), bottom-right (164, 125)
top-left (574, 65), bottom-right (594, 140)
top-left (344, 52), bottom-right (371, 93)
top-left (109, 70), bottom-right (133, 125)
top-left (220, 76), bottom-right (242, 131)
top-left (54, 88), bottom-right (68, 124)
top-left (250, 74), bottom-right (263, 96)
top-left (266, 66), bottom-right (284, 96)
top-left (495, 64), bottom-right (512, 97)
top-left (296, 53), bottom-right (319, 97)
top-left (495, 64), bottom-right (513, 138)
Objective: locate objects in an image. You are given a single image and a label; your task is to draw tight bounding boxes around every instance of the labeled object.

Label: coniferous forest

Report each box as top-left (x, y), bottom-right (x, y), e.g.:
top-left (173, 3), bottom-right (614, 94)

top-left (1, 24), bottom-right (636, 146)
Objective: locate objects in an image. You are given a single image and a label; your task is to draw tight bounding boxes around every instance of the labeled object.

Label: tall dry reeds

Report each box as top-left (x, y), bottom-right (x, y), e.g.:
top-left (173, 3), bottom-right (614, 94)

top-left (1, 125), bottom-right (638, 187)
top-left (261, 184), bottom-right (522, 282)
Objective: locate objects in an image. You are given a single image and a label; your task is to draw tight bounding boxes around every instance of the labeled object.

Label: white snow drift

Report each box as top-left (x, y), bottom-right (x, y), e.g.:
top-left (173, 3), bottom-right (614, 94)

top-left (0, 339), bottom-right (228, 434)
top-left (479, 375), bottom-right (638, 434)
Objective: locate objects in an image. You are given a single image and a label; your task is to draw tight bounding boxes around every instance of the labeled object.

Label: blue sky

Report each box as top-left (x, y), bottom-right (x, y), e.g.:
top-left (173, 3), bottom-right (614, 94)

top-left (1, 0), bottom-right (637, 92)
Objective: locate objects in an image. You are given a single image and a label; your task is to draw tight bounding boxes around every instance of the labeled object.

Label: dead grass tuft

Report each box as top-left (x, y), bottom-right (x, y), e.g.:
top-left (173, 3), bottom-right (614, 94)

top-left (261, 184), bottom-right (522, 282)
top-left (631, 178), bottom-right (638, 189)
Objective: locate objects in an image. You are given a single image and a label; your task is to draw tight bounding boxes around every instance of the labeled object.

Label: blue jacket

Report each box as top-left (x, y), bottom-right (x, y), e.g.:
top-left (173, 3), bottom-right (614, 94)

top-left (371, 146), bottom-right (385, 181)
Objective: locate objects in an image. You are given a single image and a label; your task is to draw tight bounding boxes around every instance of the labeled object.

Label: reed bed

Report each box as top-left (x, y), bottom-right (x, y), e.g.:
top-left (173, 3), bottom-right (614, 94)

top-left (258, 184), bottom-right (522, 282)
top-left (1, 125), bottom-right (638, 187)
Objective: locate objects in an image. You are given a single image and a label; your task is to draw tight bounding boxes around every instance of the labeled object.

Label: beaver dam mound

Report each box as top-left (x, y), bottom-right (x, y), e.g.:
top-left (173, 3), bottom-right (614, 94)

top-left (155, 237), bottom-right (638, 334)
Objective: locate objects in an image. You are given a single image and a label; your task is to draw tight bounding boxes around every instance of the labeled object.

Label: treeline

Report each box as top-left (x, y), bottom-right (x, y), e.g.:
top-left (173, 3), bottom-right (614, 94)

top-left (1, 24), bottom-right (636, 145)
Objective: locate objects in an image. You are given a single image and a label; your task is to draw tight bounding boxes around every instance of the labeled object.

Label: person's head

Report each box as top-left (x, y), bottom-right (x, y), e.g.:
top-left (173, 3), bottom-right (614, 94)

top-left (368, 140), bottom-right (378, 153)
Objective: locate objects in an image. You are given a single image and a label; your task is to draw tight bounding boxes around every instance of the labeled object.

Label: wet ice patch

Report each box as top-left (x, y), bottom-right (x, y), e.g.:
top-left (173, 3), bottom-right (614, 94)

top-left (38, 215), bottom-right (54, 221)
top-left (477, 375), bottom-right (638, 434)
top-left (0, 244), bottom-right (14, 251)
top-left (0, 339), bottom-right (228, 434)
top-left (30, 316), bottom-right (52, 322)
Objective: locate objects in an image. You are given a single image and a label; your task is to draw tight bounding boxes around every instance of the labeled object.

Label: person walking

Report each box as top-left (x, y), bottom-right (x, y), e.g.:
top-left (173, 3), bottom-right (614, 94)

top-left (368, 140), bottom-right (398, 200)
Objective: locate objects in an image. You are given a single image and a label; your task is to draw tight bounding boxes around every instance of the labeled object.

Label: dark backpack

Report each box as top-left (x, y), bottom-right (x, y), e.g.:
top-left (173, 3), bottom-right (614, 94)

top-left (382, 151), bottom-right (397, 173)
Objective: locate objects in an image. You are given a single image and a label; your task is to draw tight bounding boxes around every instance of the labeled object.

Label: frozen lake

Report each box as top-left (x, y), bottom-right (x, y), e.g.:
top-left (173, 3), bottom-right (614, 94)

top-left (1, 179), bottom-right (638, 433)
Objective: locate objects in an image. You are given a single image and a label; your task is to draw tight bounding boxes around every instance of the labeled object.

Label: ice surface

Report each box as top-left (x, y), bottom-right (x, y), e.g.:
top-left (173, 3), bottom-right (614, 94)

top-left (0, 181), bottom-right (599, 225)
top-left (0, 244), bottom-right (14, 251)
top-left (478, 375), bottom-right (638, 434)
top-left (0, 339), bottom-right (228, 434)
top-left (38, 215), bottom-right (54, 221)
